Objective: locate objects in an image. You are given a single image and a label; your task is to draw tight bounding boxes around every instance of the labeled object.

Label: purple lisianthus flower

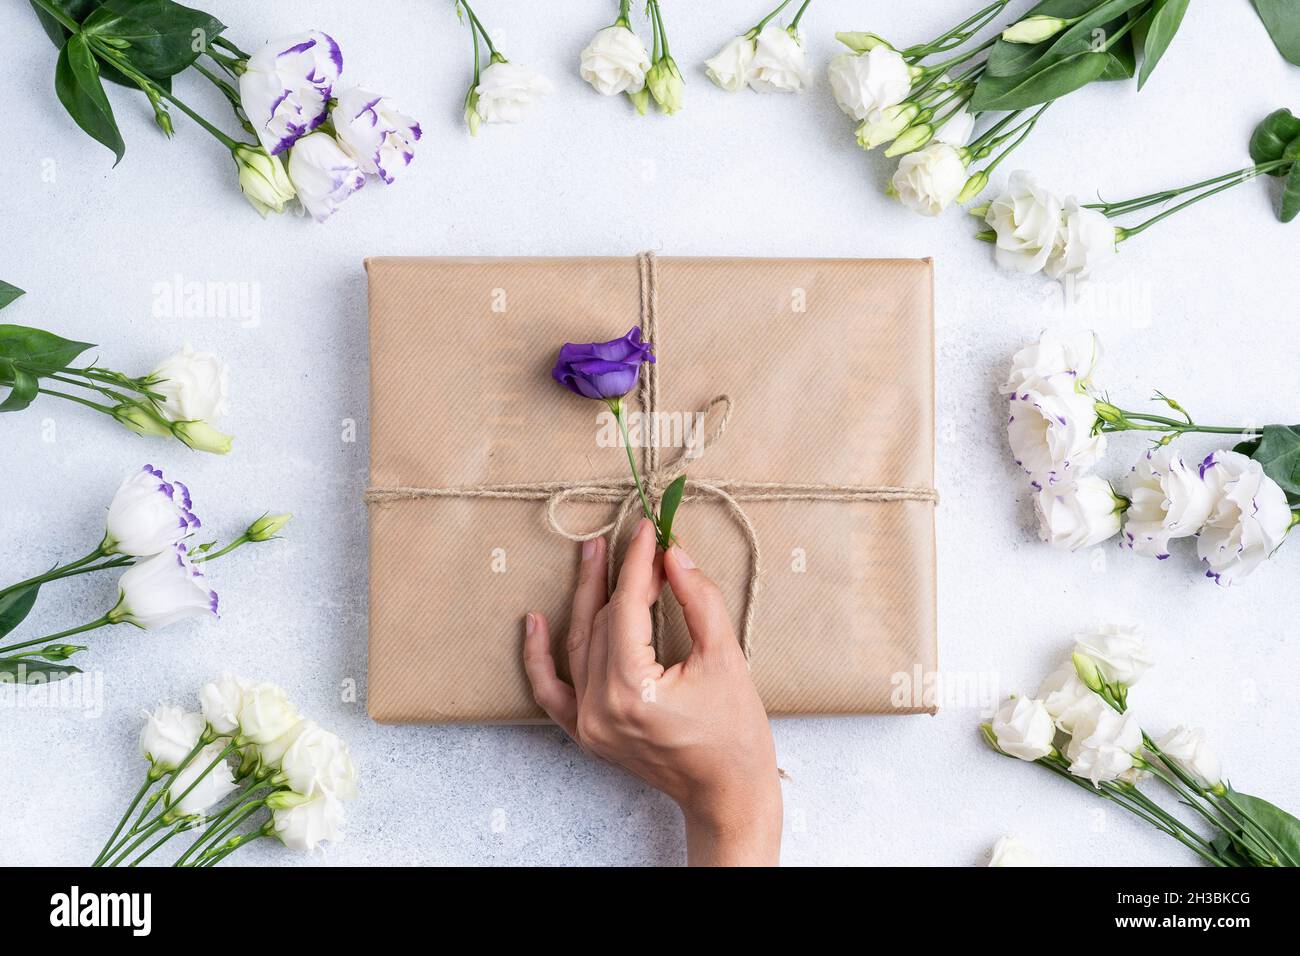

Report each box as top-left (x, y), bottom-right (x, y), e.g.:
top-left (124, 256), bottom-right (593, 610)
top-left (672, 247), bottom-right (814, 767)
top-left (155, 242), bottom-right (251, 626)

top-left (551, 327), bottom-right (654, 400)
top-left (238, 31), bottom-right (344, 156)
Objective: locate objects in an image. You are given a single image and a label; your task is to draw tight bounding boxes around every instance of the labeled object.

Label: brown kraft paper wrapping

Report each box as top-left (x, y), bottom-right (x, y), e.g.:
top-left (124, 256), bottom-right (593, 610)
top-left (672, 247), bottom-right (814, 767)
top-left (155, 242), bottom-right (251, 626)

top-left (365, 255), bottom-right (937, 723)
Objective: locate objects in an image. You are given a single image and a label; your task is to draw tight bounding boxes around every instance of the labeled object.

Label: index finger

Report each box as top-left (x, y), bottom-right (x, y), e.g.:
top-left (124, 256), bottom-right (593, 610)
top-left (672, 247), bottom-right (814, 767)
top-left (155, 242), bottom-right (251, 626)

top-left (612, 518), bottom-right (659, 605)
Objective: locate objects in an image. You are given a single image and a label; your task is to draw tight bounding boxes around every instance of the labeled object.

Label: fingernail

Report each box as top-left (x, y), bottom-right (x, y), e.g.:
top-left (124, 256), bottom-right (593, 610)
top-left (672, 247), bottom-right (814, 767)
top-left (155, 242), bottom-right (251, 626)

top-left (525, 613), bottom-right (536, 636)
top-left (671, 546), bottom-right (695, 569)
top-left (582, 538), bottom-right (599, 561)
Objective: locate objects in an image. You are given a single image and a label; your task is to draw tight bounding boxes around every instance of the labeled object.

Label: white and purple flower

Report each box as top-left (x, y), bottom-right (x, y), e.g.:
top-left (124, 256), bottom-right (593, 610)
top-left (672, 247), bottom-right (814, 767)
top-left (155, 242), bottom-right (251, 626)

top-left (102, 465), bottom-right (200, 557)
top-left (331, 88), bottom-right (421, 184)
top-left (1122, 446), bottom-right (1216, 559)
top-left (107, 544), bottom-right (218, 630)
top-left (239, 31), bottom-right (344, 156)
top-left (1007, 384), bottom-right (1106, 487)
top-left (1196, 450), bottom-right (1292, 584)
top-left (1033, 475), bottom-right (1124, 551)
top-left (286, 132), bottom-right (366, 222)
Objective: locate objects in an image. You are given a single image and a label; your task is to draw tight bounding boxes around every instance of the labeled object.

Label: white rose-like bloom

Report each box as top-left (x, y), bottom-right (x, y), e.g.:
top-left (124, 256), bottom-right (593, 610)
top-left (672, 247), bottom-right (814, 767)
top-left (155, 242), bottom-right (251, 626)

top-left (331, 88), bottom-right (421, 185)
top-left (1007, 384), bottom-right (1105, 486)
top-left (986, 171), bottom-right (1064, 274)
top-left (148, 344), bottom-right (229, 427)
top-left (747, 24), bottom-right (810, 93)
top-left (705, 35), bottom-right (757, 92)
top-left (891, 143), bottom-right (967, 217)
top-left (102, 464), bottom-right (199, 557)
top-left (258, 720), bottom-right (310, 770)
top-left (272, 794), bottom-right (346, 851)
top-left (279, 721), bottom-right (359, 800)
top-left (1074, 624), bottom-right (1153, 688)
top-left (237, 681), bottom-right (302, 745)
top-left (1034, 476), bottom-right (1123, 551)
top-left (1066, 706), bottom-right (1142, 785)
top-left (1045, 197), bottom-right (1117, 281)
top-left (1197, 450), bottom-right (1293, 585)
top-left (287, 132), bottom-right (366, 223)
top-left (475, 61), bottom-right (553, 124)
top-left (139, 706), bottom-right (205, 770)
top-left (1123, 446), bottom-right (1217, 559)
top-left (199, 674), bottom-right (250, 736)
top-left (580, 24), bottom-right (651, 95)
top-left (989, 835), bottom-right (1039, 867)
top-left (108, 545), bottom-right (217, 630)
top-left (1156, 726), bottom-right (1223, 790)
top-left (239, 31), bottom-right (343, 156)
top-left (828, 46), bottom-right (911, 120)
top-left (990, 697), bottom-right (1055, 761)
top-left (1001, 329), bottom-right (1102, 397)
top-left (1038, 662), bottom-right (1102, 734)
top-left (168, 742), bottom-right (237, 818)
top-left (934, 103), bottom-right (976, 147)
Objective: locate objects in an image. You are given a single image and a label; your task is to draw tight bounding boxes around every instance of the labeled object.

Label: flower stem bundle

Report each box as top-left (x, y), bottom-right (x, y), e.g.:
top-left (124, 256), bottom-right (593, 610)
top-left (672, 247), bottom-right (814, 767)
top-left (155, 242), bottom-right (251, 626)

top-left (0, 466), bottom-right (289, 683)
top-left (983, 627), bottom-right (1300, 866)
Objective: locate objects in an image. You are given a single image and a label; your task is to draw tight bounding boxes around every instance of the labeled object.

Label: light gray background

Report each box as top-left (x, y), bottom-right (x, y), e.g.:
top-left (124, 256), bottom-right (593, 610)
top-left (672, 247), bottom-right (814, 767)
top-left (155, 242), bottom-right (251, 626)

top-left (2, 0), bottom-right (1297, 866)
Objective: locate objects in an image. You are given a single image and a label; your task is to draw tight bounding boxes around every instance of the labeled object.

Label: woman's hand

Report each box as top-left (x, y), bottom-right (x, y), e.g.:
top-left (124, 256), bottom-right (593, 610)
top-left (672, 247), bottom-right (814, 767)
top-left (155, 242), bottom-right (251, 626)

top-left (524, 518), bottom-right (782, 866)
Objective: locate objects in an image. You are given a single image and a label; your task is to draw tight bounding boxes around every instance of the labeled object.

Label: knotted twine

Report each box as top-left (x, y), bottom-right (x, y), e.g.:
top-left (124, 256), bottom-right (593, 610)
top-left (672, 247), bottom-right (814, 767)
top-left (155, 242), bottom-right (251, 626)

top-left (364, 252), bottom-right (938, 661)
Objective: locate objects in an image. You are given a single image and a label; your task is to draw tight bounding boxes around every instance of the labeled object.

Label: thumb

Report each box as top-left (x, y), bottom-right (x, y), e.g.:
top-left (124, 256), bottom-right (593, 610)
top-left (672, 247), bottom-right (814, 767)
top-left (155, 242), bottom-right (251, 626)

top-left (663, 545), bottom-right (737, 657)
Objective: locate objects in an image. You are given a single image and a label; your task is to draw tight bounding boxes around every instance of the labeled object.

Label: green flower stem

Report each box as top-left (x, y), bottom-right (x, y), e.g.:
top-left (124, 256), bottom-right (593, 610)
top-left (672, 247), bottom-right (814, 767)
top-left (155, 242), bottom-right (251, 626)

top-left (458, 1), bottom-right (498, 59)
top-left (94, 736), bottom-right (211, 866)
top-left (0, 547), bottom-right (106, 598)
top-left (129, 820), bottom-right (191, 867)
top-left (789, 0), bottom-right (813, 30)
top-left (191, 534), bottom-right (250, 563)
top-left (106, 817), bottom-right (171, 868)
top-left (35, 386), bottom-right (116, 415)
top-left (199, 826), bottom-right (270, 867)
top-left (155, 741), bottom-right (240, 824)
top-left (1089, 160), bottom-right (1290, 217)
top-left (751, 0), bottom-right (794, 34)
top-left (1218, 790), bottom-right (1299, 867)
top-left (212, 36), bottom-right (251, 60)
top-left (189, 799), bottom-right (272, 866)
top-left (92, 776), bottom-right (153, 867)
top-left (175, 780), bottom-right (273, 865)
top-left (976, 103), bottom-right (1050, 175)
top-left (192, 60), bottom-right (257, 136)
top-left (0, 616), bottom-right (111, 656)
top-left (967, 109), bottom-right (1024, 152)
top-left (29, 0), bottom-right (77, 30)
top-left (925, 37), bottom-right (996, 74)
top-left (610, 399), bottom-right (661, 543)
top-left (1100, 408), bottom-right (1255, 437)
top-left (905, 0), bottom-right (1010, 59)
top-left (1139, 757), bottom-right (1271, 863)
top-left (649, 1), bottom-right (671, 58)
top-left (1115, 166), bottom-right (1290, 241)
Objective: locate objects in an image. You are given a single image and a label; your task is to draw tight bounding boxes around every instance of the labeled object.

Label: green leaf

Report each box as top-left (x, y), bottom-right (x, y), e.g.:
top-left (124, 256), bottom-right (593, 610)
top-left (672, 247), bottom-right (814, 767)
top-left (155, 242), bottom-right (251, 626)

top-left (1100, 32), bottom-right (1136, 80)
top-left (1247, 424), bottom-right (1300, 495)
top-left (971, 50), bottom-right (1112, 111)
top-left (1225, 789), bottom-right (1300, 866)
top-left (0, 324), bottom-right (95, 369)
top-left (55, 32), bottom-right (125, 164)
top-left (0, 584), bottom-right (40, 639)
top-left (0, 364), bottom-right (39, 412)
top-left (0, 657), bottom-right (81, 684)
top-left (82, 0), bottom-right (226, 78)
top-left (986, 0), bottom-right (1108, 77)
top-left (1249, 108), bottom-right (1300, 171)
top-left (1137, 0), bottom-right (1190, 89)
top-left (1255, 0), bottom-right (1300, 66)
top-left (986, 0), bottom-right (1148, 79)
top-left (0, 282), bottom-right (24, 311)
top-left (656, 475), bottom-right (686, 547)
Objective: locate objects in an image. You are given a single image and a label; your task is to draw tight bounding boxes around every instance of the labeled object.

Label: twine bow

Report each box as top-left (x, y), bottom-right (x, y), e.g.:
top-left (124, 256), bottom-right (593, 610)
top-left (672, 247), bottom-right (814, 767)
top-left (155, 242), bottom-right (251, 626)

top-left (364, 252), bottom-right (938, 660)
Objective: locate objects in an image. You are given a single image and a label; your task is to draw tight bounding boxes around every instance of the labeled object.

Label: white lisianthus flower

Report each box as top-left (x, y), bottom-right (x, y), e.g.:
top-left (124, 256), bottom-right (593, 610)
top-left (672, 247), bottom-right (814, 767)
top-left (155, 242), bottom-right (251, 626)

top-left (257, 720), bottom-right (309, 770)
top-left (287, 132), bottom-right (366, 223)
top-left (891, 143), bottom-right (967, 216)
top-left (237, 681), bottom-right (302, 745)
top-left (828, 45), bottom-right (912, 120)
top-left (1038, 662), bottom-right (1101, 734)
top-left (1045, 198), bottom-right (1118, 281)
top-left (989, 835), bottom-right (1039, 867)
top-left (1197, 450), bottom-right (1293, 585)
top-left (232, 145), bottom-right (295, 217)
top-left (934, 105), bottom-right (976, 147)
top-left (168, 742), bottom-right (237, 818)
top-left (331, 88), bottom-right (421, 185)
top-left (990, 697), bottom-right (1056, 761)
top-left (1074, 624), bottom-right (1153, 688)
top-left (1034, 476), bottom-right (1124, 550)
top-left (580, 23), bottom-right (651, 95)
top-left (747, 24), bottom-right (810, 93)
top-left (139, 706), bottom-right (205, 770)
top-left (102, 465), bottom-right (199, 557)
top-left (147, 344), bottom-right (230, 425)
top-left (1156, 726), bottom-right (1223, 790)
top-left (474, 61), bottom-right (553, 124)
top-left (239, 31), bottom-right (343, 156)
top-left (1007, 385), bottom-right (1106, 486)
top-left (279, 721), bottom-right (360, 800)
top-left (1123, 446), bottom-right (1217, 559)
top-left (199, 674), bottom-right (250, 736)
top-left (1001, 329), bottom-right (1102, 396)
top-left (986, 171), bottom-right (1065, 274)
top-left (705, 35), bottom-right (756, 92)
top-left (1066, 706), bottom-right (1143, 785)
top-left (272, 793), bottom-right (346, 850)
top-left (108, 545), bottom-right (217, 630)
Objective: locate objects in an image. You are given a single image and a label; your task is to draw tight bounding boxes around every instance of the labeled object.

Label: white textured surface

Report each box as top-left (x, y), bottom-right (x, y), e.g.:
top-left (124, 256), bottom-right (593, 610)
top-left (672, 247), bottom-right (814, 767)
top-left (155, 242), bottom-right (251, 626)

top-left (1, 0), bottom-right (1297, 867)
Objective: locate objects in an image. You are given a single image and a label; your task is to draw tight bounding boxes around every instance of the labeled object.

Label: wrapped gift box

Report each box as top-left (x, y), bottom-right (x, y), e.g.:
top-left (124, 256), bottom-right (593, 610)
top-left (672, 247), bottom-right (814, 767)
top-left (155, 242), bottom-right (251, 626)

top-left (365, 255), bottom-right (937, 723)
